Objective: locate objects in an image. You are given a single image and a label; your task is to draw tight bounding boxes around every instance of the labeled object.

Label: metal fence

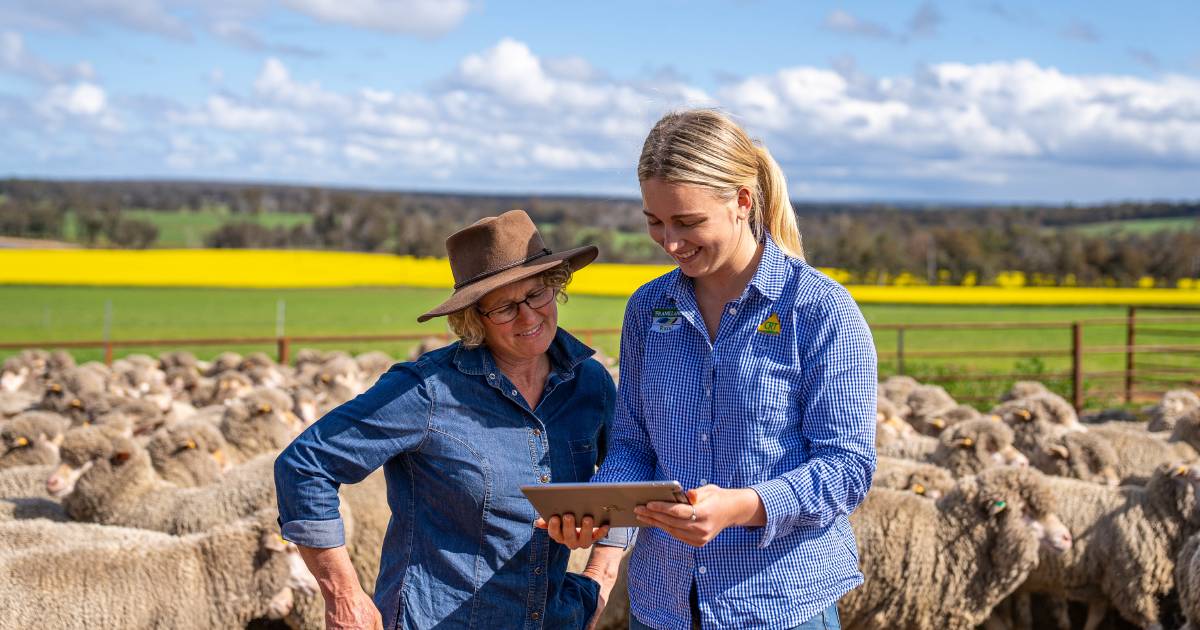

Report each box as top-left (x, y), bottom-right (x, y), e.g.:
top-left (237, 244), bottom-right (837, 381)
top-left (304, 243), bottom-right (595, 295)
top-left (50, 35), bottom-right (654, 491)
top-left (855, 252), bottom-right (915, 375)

top-left (2, 308), bottom-right (1198, 411)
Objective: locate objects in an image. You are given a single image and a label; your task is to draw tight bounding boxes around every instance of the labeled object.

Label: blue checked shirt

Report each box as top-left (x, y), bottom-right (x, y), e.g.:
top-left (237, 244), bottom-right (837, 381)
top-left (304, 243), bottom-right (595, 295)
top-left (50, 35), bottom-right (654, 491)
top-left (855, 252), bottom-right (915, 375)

top-left (592, 235), bottom-right (877, 630)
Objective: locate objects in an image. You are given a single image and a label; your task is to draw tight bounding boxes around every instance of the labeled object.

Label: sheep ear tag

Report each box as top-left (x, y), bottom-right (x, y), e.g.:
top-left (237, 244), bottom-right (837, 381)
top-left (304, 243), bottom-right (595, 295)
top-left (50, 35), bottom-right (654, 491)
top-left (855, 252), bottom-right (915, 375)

top-left (989, 500), bottom-right (1007, 516)
top-left (649, 307), bottom-right (682, 334)
top-left (757, 313), bottom-right (781, 336)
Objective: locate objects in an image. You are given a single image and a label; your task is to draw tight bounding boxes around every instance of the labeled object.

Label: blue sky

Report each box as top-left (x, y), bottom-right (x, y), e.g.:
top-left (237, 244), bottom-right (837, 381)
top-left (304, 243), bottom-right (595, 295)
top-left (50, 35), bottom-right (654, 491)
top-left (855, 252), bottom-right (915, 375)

top-left (2, 1), bottom-right (1199, 202)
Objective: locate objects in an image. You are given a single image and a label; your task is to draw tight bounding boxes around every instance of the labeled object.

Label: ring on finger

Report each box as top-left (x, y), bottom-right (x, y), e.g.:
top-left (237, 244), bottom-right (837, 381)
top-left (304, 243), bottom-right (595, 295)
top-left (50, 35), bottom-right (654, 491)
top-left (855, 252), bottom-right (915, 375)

top-left (690, 505), bottom-right (697, 522)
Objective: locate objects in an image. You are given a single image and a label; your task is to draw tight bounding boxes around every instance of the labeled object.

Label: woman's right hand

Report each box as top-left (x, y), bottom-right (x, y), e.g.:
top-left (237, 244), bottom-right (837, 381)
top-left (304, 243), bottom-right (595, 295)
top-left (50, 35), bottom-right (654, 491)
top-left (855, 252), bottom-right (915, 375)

top-left (324, 587), bottom-right (383, 630)
top-left (534, 513), bottom-right (610, 549)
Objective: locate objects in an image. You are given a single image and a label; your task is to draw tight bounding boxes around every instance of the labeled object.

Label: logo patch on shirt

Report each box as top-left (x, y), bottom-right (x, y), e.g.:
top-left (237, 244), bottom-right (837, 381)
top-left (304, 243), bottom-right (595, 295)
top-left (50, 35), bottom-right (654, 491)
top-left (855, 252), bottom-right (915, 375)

top-left (650, 307), bottom-right (682, 333)
top-left (757, 313), bottom-right (782, 336)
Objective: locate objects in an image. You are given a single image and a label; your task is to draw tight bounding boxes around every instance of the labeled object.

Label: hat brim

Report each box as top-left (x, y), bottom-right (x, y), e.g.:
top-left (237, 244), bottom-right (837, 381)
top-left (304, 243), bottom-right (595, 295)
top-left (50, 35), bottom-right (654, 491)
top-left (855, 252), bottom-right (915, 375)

top-left (417, 245), bottom-right (599, 323)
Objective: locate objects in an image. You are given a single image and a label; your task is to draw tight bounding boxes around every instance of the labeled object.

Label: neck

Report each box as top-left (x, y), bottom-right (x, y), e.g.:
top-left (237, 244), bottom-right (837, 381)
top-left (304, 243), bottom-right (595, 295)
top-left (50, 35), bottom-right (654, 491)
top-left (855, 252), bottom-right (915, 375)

top-left (695, 229), bottom-right (763, 304)
top-left (493, 350), bottom-right (550, 385)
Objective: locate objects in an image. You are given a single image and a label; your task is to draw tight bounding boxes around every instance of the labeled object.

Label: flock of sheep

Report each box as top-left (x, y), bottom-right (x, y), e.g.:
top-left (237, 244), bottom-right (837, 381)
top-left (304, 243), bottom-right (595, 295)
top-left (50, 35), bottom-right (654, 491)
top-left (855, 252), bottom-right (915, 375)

top-left (3, 341), bottom-right (1200, 630)
top-left (0, 343), bottom-right (437, 629)
top-left (862, 377), bottom-right (1200, 630)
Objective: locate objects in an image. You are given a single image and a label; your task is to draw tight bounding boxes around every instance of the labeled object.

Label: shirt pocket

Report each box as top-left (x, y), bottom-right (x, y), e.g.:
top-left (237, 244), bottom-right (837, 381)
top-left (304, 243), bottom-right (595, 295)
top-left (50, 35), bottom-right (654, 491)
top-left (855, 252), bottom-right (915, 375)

top-left (568, 436), bottom-right (598, 481)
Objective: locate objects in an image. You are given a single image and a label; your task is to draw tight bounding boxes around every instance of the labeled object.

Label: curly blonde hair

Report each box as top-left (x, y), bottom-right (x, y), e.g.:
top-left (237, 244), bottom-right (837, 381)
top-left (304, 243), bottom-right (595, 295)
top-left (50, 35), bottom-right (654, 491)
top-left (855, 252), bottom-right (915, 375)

top-left (447, 262), bottom-right (573, 349)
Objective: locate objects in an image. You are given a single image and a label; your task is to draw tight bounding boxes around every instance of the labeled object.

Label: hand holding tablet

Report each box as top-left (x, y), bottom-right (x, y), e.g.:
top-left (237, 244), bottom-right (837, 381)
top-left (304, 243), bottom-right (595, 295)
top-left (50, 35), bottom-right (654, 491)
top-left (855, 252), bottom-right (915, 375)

top-left (526, 481), bottom-right (692, 548)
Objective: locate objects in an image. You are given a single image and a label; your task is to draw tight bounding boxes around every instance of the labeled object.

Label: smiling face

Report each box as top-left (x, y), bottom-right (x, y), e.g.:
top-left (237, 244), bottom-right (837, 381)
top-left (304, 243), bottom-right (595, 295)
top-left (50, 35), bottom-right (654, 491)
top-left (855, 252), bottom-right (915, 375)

top-left (641, 178), bottom-right (755, 280)
top-left (477, 276), bottom-right (558, 365)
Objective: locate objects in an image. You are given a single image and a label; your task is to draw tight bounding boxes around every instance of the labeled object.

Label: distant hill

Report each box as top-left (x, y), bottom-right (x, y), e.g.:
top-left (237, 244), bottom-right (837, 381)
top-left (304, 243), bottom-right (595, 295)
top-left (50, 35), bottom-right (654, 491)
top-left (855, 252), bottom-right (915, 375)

top-left (1, 178), bottom-right (1198, 286)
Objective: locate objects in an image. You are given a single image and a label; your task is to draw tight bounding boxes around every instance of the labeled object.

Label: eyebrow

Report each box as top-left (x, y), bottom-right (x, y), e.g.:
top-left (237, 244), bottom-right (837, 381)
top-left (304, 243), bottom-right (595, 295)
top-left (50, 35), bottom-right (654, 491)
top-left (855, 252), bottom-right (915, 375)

top-left (479, 286), bottom-right (545, 311)
top-left (642, 210), bottom-right (707, 220)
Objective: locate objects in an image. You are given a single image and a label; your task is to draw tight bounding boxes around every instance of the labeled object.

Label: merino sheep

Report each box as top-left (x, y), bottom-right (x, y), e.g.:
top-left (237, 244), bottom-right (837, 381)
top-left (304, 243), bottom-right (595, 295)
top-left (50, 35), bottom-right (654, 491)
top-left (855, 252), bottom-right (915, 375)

top-left (1028, 430), bottom-right (1121, 486)
top-left (880, 375), bottom-right (920, 405)
top-left (905, 384), bottom-right (960, 435)
top-left (355, 351), bottom-right (395, 384)
top-left (877, 431), bottom-right (939, 462)
top-left (0, 411), bottom-right (68, 468)
top-left (873, 456), bottom-right (956, 499)
top-left (994, 394), bottom-right (1086, 456)
top-left (219, 398), bottom-right (300, 463)
top-left (0, 390), bottom-right (37, 418)
top-left (928, 418), bottom-right (1029, 477)
top-left (0, 513), bottom-right (309, 629)
top-left (1019, 463), bottom-right (1200, 629)
top-left (1001, 381), bottom-right (1052, 402)
top-left (1177, 532), bottom-right (1200, 630)
top-left (146, 419), bottom-right (230, 487)
top-left (1148, 389), bottom-right (1200, 433)
top-left (1088, 410), bottom-right (1200, 484)
top-left (49, 425), bottom-right (278, 534)
top-left (406, 337), bottom-right (452, 362)
top-left (842, 467), bottom-right (1071, 630)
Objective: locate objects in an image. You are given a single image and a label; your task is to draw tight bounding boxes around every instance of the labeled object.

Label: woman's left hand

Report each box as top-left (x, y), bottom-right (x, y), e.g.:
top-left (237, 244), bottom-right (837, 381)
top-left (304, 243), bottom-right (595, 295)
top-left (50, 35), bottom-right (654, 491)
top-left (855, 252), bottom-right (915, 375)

top-left (634, 484), bottom-right (766, 547)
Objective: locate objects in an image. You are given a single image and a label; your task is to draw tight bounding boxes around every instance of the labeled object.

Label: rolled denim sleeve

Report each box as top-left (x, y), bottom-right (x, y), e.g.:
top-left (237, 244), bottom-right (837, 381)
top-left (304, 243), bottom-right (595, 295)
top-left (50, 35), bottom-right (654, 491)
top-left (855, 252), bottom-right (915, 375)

top-left (751, 286), bottom-right (877, 548)
top-left (591, 291), bottom-right (657, 486)
top-left (275, 363), bottom-right (431, 548)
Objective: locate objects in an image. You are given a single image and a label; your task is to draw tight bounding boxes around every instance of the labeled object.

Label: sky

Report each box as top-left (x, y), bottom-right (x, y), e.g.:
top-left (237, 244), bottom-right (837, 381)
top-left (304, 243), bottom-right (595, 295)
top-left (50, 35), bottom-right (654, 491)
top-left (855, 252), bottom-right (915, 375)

top-left (1, 0), bottom-right (1199, 203)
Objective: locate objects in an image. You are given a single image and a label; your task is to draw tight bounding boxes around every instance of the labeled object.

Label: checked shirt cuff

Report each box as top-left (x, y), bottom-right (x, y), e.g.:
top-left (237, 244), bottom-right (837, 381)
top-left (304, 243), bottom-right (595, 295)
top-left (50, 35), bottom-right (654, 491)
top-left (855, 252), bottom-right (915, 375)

top-left (280, 517), bottom-right (346, 549)
top-left (595, 526), bottom-right (636, 549)
top-left (750, 478), bottom-right (802, 549)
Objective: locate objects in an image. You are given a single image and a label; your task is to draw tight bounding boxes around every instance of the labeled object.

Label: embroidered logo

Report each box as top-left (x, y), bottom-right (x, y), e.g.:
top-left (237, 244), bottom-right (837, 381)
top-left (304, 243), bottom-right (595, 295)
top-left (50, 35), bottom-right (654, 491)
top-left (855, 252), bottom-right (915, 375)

top-left (757, 313), bottom-right (781, 336)
top-left (650, 307), bottom-right (682, 333)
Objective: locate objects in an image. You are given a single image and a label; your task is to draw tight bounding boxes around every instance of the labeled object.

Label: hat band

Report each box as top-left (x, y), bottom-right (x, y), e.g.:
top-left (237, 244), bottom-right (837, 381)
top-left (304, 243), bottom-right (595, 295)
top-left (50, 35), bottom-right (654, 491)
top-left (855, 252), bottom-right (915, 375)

top-left (452, 248), bottom-right (553, 290)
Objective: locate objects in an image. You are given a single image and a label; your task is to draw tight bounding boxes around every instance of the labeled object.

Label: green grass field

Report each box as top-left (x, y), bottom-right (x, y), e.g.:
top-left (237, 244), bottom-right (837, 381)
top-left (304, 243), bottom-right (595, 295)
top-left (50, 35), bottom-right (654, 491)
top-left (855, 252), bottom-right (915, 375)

top-left (1065, 216), bottom-right (1200, 237)
top-left (63, 208), bottom-right (312, 248)
top-left (2, 286), bottom-right (1197, 408)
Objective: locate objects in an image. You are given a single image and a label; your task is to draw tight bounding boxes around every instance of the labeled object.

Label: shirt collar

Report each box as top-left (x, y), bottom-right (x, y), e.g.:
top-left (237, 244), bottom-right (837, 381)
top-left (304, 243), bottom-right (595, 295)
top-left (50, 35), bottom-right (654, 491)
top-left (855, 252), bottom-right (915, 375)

top-left (452, 327), bottom-right (595, 376)
top-left (662, 233), bottom-right (788, 304)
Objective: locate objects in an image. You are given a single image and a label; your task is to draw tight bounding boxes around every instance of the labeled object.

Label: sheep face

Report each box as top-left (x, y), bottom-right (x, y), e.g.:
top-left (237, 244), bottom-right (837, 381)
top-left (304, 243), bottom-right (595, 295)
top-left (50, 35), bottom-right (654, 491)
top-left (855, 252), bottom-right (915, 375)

top-left (0, 423), bottom-right (62, 468)
top-left (1039, 432), bottom-right (1121, 486)
top-left (1, 366), bottom-right (28, 393)
top-left (1149, 463), bottom-right (1200, 527)
top-left (972, 467), bottom-right (1072, 555)
top-left (47, 427), bottom-right (133, 498)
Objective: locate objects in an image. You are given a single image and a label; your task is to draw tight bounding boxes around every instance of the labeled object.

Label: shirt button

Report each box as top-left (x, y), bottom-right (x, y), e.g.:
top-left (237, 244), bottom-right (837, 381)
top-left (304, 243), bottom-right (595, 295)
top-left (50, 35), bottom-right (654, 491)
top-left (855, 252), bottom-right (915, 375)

top-left (698, 566), bottom-right (707, 575)
top-left (488, 373), bottom-right (495, 380)
top-left (700, 433), bottom-right (708, 442)
top-left (532, 612), bottom-right (540, 620)
top-left (534, 566), bottom-right (542, 575)
top-left (540, 474), bottom-right (550, 483)
top-left (700, 478), bottom-right (708, 485)
top-left (511, 389), bottom-right (518, 396)
top-left (532, 428), bottom-right (541, 436)
top-left (728, 307), bottom-right (737, 315)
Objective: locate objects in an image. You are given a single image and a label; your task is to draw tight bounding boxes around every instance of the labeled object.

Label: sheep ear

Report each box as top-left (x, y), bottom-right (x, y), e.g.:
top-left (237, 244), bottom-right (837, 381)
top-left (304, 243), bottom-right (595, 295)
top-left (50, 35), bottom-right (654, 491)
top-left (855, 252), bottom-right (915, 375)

top-left (988, 499), bottom-right (1008, 516)
top-left (1047, 444), bottom-right (1070, 459)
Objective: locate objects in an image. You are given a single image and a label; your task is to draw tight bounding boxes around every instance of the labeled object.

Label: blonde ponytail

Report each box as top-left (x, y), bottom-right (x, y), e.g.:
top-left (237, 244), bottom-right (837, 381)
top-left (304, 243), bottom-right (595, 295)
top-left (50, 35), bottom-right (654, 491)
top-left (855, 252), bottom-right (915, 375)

top-left (754, 146), bottom-right (804, 259)
top-left (638, 109), bottom-right (804, 260)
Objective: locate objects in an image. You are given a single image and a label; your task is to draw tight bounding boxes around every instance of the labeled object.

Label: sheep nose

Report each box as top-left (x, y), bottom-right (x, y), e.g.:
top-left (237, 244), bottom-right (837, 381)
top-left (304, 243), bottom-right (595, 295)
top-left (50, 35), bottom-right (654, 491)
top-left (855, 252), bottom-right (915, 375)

top-left (46, 475), bottom-right (63, 494)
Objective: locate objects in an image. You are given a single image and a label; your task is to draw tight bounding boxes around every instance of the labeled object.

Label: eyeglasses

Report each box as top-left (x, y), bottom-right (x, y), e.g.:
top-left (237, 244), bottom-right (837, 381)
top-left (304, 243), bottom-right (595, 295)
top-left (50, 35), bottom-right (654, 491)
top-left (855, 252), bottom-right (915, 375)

top-left (477, 287), bottom-right (557, 324)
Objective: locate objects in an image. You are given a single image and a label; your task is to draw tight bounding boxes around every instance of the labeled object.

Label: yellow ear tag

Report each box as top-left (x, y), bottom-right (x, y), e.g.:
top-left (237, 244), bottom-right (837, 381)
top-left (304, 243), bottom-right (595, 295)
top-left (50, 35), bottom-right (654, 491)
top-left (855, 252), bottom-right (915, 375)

top-left (757, 313), bottom-right (781, 336)
top-left (912, 483), bottom-right (926, 495)
top-left (14, 437), bottom-right (29, 447)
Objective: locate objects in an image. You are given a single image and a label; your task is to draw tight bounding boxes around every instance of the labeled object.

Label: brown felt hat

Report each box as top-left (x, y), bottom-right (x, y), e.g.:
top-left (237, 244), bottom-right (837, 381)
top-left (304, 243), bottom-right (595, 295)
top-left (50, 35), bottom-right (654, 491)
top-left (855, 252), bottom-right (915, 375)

top-left (417, 209), bottom-right (598, 323)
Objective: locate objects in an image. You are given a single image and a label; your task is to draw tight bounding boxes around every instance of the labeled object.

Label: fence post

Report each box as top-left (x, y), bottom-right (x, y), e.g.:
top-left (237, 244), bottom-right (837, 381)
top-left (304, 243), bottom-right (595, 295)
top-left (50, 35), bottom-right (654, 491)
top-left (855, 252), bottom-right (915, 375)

top-left (1125, 306), bottom-right (1136, 404)
top-left (1072, 322), bottom-right (1083, 412)
top-left (102, 300), bottom-right (113, 366)
top-left (896, 328), bottom-right (906, 376)
top-left (277, 337), bottom-right (290, 365)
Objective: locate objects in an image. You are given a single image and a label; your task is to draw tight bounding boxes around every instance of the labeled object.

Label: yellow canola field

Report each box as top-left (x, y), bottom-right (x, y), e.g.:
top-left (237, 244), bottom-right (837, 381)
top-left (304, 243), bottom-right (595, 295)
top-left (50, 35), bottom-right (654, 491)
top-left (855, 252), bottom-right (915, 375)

top-left (2, 249), bottom-right (1199, 306)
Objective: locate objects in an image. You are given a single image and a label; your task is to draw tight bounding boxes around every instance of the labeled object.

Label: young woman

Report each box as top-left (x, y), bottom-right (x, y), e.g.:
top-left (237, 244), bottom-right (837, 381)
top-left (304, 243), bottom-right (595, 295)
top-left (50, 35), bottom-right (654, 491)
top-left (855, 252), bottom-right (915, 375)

top-left (544, 109), bottom-right (877, 630)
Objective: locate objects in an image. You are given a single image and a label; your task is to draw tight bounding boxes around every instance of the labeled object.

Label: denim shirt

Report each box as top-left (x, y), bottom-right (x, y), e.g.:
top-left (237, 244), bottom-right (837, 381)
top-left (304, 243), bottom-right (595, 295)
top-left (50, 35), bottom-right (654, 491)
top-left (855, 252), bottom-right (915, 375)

top-left (274, 329), bottom-right (615, 630)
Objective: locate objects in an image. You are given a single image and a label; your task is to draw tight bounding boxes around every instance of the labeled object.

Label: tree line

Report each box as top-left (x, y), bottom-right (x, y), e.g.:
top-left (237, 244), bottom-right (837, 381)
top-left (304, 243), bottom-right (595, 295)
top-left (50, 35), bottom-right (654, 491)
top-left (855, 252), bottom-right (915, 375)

top-left (1, 179), bottom-right (1197, 287)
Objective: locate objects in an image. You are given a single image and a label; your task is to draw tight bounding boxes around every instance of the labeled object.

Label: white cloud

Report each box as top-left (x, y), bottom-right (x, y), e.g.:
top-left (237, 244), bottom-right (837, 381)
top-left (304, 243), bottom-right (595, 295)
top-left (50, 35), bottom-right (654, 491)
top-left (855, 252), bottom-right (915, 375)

top-left (5, 0), bottom-right (190, 39)
top-left (36, 81), bottom-right (121, 130)
top-left (171, 95), bottom-right (307, 133)
top-left (1, 30), bottom-right (90, 83)
top-left (824, 10), bottom-right (893, 39)
top-left (282, 0), bottom-right (469, 36)
top-left (458, 38), bottom-right (556, 106)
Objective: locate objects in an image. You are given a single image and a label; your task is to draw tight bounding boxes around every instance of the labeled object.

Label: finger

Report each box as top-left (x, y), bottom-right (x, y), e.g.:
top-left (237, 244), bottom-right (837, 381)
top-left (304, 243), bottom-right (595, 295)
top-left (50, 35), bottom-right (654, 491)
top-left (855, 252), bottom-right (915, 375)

top-left (636, 510), bottom-right (693, 531)
top-left (533, 517), bottom-right (547, 529)
top-left (561, 513), bottom-right (579, 547)
top-left (642, 501), bottom-right (695, 519)
top-left (544, 516), bottom-right (565, 543)
top-left (592, 524), bottom-right (611, 542)
top-left (636, 504), bottom-right (696, 524)
top-left (578, 515), bottom-right (595, 543)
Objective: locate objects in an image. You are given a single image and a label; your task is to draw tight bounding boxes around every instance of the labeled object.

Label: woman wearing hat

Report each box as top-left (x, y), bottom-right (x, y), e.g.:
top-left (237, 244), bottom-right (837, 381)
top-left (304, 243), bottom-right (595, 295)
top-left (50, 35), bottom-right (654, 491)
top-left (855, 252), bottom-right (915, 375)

top-left (274, 209), bottom-right (624, 629)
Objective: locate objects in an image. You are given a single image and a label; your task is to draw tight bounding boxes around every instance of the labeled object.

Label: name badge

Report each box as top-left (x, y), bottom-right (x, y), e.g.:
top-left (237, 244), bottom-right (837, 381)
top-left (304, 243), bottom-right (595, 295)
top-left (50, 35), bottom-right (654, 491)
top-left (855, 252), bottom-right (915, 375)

top-left (757, 313), bottom-right (782, 336)
top-left (650, 307), bottom-right (682, 333)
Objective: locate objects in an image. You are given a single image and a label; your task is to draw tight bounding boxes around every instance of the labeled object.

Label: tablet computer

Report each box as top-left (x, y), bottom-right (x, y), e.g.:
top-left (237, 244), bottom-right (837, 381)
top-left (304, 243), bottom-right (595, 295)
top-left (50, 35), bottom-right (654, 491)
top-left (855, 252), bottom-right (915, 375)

top-left (520, 480), bottom-right (690, 528)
